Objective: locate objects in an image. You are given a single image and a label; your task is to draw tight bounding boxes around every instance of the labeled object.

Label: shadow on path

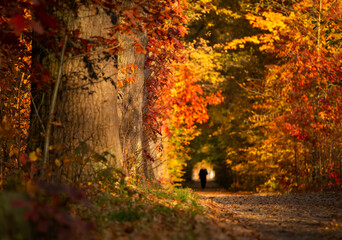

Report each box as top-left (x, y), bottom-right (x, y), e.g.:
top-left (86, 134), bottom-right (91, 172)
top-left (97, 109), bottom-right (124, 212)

top-left (183, 180), bottom-right (223, 191)
top-left (184, 181), bottom-right (342, 240)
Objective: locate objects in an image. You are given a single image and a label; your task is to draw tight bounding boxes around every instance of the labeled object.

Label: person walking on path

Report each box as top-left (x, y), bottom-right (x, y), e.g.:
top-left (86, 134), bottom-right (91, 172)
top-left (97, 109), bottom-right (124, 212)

top-left (199, 166), bottom-right (208, 189)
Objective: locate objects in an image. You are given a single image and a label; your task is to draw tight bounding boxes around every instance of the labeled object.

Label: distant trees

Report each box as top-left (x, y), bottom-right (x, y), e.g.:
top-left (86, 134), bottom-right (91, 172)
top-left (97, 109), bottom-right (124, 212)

top-left (188, 0), bottom-right (342, 191)
top-left (232, 0), bottom-right (342, 191)
top-left (186, 0), bottom-right (270, 189)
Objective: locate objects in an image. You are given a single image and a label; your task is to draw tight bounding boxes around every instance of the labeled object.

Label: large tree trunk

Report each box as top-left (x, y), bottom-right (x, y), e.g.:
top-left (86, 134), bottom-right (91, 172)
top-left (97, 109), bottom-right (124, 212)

top-left (31, 4), bottom-right (124, 181)
top-left (55, 6), bottom-right (123, 167)
top-left (30, 1), bottom-right (163, 182)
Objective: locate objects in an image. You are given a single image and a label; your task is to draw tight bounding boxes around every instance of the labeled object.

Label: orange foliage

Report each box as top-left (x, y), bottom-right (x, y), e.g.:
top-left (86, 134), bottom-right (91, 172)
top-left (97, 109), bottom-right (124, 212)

top-left (0, 2), bottom-right (31, 174)
top-left (227, 0), bottom-right (342, 191)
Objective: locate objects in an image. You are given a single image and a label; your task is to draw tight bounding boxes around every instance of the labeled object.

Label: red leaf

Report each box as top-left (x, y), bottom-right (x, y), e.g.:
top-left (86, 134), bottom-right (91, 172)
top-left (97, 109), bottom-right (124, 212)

top-left (123, 10), bottom-right (134, 19)
top-left (19, 152), bottom-right (29, 165)
top-left (33, 5), bottom-right (59, 29)
top-left (12, 200), bottom-right (31, 208)
top-left (37, 220), bottom-right (49, 232)
top-left (10, 14), bottom-right (26, 35)
top-left (58, 39), bottom-right (65, 48)
top-left (133, 42), bottom-right (146, 54)
top-left (30, 20), bottom-right (44, 34)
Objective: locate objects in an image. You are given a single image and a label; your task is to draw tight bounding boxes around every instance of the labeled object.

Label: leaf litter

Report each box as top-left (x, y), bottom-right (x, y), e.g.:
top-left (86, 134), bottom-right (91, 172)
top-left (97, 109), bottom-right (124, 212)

top-left (192, 184), bottom-right (342, 240)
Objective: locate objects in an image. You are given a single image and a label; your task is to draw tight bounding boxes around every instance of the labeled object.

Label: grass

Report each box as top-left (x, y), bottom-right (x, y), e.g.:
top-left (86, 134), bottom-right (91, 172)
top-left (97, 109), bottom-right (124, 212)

top-left (82, 168), bottom-right (207, 239)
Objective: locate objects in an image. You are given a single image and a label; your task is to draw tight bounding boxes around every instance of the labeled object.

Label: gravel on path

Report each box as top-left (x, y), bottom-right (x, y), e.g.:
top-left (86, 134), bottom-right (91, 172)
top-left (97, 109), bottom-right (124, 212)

top-left (187, 181), bottom-right (342, 240)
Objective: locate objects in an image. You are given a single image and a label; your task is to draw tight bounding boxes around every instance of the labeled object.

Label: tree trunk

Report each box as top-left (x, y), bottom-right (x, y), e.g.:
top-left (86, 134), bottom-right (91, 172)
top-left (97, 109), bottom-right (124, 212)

top-left (57, 6), bottom-right (124, 166)
top-left (117, 0), bottom-right (148, 177)
top-left (31, 4), bottom-right (124, 181)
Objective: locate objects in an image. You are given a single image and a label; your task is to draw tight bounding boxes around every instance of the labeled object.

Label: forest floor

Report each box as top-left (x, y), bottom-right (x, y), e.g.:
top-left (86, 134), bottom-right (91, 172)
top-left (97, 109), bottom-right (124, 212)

top-left (185, 180), bottom-right (342, 240)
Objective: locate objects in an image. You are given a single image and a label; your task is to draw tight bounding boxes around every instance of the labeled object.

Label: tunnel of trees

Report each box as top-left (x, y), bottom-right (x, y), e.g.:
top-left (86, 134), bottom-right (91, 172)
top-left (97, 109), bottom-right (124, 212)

top-left (1, 0), bottom-right (341, 238)
top-left (180, 0), bottom-right (342, 191)
top-left (1, 0), bottom-right (341, 193)
top-left (1, 0), bottom-right (342, 237)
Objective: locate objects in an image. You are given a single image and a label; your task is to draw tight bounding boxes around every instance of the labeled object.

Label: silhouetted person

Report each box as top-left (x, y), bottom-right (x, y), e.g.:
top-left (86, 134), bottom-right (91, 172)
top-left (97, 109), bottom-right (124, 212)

top-left (199, 166), bottom-right (208, 189)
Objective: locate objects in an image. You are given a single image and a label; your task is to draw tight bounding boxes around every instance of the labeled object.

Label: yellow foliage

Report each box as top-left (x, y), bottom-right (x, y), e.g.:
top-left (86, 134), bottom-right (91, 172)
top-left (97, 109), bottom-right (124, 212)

top-left (188, 38), bottom-right (224, 84)
top-left (225, 36), bottom-right (261, 50)
top-left (55, 159), bottom-right (62, 167)
top-left (29, 151), bottom-right (38, 162)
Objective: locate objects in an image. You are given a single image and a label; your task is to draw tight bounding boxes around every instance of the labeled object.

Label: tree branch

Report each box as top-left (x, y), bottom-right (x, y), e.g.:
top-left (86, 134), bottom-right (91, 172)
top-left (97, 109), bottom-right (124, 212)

top-left (43, 35), bottom-right (68, 166)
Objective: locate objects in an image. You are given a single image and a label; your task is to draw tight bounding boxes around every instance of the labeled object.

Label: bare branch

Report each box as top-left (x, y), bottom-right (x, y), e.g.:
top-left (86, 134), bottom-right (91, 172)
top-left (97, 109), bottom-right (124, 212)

top-left (43, 35), bottom-right (68, 166)
top-left (30, 92), bottom-right (46, 134)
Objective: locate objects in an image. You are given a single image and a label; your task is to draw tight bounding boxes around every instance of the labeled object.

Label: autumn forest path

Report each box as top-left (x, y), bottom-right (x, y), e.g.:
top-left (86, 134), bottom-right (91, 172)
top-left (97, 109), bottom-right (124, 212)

top-left (186, 181), bottom-right (342, 240)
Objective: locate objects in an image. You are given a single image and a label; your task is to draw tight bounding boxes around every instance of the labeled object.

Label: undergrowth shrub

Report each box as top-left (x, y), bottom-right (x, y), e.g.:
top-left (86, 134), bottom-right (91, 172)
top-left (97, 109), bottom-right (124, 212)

top-left (0, 147), bottom-right (205, 240)
top-left (0, 181), bottom-right (94, 240)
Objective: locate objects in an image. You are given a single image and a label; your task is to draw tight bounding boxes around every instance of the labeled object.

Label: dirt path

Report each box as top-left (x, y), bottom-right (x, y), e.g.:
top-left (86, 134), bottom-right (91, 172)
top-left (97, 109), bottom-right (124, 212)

top-left (187, 181), bottom-right (342, 240)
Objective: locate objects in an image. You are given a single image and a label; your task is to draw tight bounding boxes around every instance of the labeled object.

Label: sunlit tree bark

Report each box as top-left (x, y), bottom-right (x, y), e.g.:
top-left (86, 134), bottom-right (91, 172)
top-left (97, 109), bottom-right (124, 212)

top-left (30, 4), bottom-right (124, 179)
